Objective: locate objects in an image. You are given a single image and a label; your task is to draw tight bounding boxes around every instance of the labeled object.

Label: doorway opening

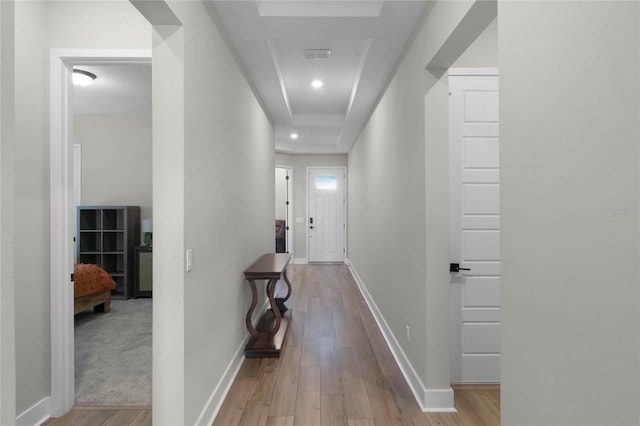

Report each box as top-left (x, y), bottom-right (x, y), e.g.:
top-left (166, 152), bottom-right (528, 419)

top-left (50, 49), bottom-right (152, 416)
top-left (275, 166), bottom-right (293, 254)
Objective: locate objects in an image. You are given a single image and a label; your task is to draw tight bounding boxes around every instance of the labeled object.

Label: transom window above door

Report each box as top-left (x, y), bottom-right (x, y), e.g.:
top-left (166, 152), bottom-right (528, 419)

top-left (315, 175), bottom-right (337, 191)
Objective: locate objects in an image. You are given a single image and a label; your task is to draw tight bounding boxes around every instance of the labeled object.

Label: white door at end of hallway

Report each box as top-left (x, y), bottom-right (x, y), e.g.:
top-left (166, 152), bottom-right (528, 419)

top-left (308, 168), bottom-right (345, 263)
top-left (449, 70), bottom-right (500, 384)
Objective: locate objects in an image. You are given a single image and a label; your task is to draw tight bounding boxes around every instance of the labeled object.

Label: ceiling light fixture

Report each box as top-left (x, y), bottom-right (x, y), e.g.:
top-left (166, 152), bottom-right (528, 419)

top-left (311, 79), bottom-right (324, 89)
top-left (73, 69), bottom-right (97, 86)
top-left (290, 132), bottom-right (299, 140)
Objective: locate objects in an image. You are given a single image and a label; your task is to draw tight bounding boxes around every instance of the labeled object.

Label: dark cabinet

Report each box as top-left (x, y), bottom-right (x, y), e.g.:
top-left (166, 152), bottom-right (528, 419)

top-left (134, 245), bottom-right (152, 298)
top-left (77, 206), bottom-right (141, 299)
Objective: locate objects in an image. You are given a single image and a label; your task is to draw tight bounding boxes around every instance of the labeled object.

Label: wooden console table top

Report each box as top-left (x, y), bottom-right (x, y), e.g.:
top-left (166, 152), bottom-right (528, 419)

top-left (244, 253), bottom-right (291, 280)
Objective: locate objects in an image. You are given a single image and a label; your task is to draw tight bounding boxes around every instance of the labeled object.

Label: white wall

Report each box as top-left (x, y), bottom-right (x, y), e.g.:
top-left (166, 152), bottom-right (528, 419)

top-left (499, 2), bottom-right (640, 424)
top-left (452, 17), bottom-right (496, 68)
top-left (150, 2), bottom-right (274, 424)
top-left (275, 153), bottom-right (347, 262)
top-left (75, 113), bottom-right (152, 225)
top-left (347, 0), bottom-right (495, 409)
top-left (14, 0), bottom-right (150, 416)
top-left (275, 168), bottom-right (287, 221)
top-left (0, 1), bottom-right (16, 424)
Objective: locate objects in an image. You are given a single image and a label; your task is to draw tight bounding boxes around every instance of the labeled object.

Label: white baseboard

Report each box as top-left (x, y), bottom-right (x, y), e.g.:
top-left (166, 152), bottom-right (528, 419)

top-left (346, 259), bottom-right (455, 413)
top-left (16, 396), bottom-right (51, 426)
top-left (195, 297), bottom-right (271, 425)
top-left (293, 257), bottom-right (308, 265)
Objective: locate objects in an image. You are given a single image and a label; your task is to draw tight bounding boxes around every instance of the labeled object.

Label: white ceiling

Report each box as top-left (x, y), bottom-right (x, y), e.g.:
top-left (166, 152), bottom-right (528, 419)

top-left (212, 0), bottom-right (427, 154)
top-left (73, 1), bottom-right (428, 154)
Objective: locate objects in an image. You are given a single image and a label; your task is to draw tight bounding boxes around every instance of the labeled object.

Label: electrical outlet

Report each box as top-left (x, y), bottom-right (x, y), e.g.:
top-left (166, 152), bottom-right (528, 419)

top-left (406, 325), bottom-right (411, 342)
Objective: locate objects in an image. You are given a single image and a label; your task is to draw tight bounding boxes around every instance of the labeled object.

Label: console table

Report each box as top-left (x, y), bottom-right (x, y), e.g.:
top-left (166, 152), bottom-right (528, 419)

top-left (244, 253), bottom-right (293, 358)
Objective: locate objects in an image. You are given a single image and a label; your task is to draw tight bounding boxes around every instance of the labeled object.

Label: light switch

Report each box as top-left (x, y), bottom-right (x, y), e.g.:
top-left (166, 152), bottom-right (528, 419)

top-left (296, 217), bottom-right (305, 223)
top-left (186, 249), bottom-right (193, 272)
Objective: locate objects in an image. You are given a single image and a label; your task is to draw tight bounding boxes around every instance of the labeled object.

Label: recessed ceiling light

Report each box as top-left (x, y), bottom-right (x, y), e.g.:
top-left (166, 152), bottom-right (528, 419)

top-left (311, 79), bottom-right (324, 89)
top-left (73, 69), bottom-right (97, 86)
top-left (290, 132), bottom-right (299, 140)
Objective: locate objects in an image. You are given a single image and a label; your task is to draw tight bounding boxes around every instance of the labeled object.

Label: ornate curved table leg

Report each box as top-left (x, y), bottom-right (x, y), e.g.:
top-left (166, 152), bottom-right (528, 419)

top-left (245, 280), bottom-right (258, 338)
top-left (281, 266), bottom-right (293, 303)
top-left (267, 278), bottom-right (282, 336)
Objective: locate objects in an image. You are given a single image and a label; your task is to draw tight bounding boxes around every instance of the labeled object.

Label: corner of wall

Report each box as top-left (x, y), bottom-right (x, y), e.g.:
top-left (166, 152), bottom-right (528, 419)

top-left (196, 297), bottom-right (272, 425)
top-left (346, 259), bottom-right (455, 413)
top-left (15, 397), bottom-right (50, 426)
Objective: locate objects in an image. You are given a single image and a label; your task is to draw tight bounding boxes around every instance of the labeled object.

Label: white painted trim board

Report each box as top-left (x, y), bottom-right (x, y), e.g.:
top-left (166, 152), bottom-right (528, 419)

top-left (198, 295), bottom-right (275, 425)
top-left (345, 259), bottom-right (456, 412)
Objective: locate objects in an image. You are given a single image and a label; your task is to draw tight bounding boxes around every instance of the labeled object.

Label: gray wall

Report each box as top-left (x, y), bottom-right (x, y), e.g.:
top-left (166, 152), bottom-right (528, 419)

top-left (275, 168), bottom-right (287, 221)
top-left (75, 113), bottom-right (152, 224)
top-left (275, 153), bottom-right (347, 262)
top-left (14, 0), bottom-right (150, 415)
top-left (0, 1), bottom-right (16, 423)
top-left (499, 2), bottom-right (640, 424)
top-left (347, 1), bottom-right (496, 399)
top-left (150, 2), bottom-right (274, 423)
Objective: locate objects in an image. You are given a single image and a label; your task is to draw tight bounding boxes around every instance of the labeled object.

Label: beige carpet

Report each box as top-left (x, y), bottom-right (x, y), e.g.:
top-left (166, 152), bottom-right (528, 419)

top-left (74, 299), bottom-right (152, 406)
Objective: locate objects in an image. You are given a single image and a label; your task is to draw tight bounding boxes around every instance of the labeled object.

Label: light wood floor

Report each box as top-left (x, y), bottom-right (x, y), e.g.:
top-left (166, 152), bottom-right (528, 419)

top-left (214, 264), bottom-right (500, 426)
top-left (42, 406), bottom-right (151, 426)
top-left (44, 264), bottom-right (500, 426)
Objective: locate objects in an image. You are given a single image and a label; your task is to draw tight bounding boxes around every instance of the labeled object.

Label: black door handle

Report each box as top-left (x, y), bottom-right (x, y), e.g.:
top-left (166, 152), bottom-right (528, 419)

top-left (450, 263), bottom-right (471, 273)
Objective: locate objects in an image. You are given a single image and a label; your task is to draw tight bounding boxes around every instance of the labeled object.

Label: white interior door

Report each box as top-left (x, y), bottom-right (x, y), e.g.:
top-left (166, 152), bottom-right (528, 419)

top-left (449, 69), bottom-right (500, 383)
top-left (308, 167), bottom-right (345, 262)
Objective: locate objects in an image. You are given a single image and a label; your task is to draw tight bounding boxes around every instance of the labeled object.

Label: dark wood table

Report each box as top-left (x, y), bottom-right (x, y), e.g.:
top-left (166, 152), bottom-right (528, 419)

top-left (244, 253), bottom-right (293, 357)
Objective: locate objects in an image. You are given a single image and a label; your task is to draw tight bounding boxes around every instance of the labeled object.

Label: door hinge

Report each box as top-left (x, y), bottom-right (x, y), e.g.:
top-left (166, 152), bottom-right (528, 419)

top-left (70, 273), bottom-right (74, 282)
top-left (286, 201), bottom-right (289, 205)
top-left (286, 175), bottom-right (289, 180)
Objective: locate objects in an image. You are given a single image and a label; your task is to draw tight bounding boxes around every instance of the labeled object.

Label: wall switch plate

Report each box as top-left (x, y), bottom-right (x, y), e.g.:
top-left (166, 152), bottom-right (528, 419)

top-left (296, 217), bottom-right (305, 223)
top-left (186, 249), bottom-right (193, 272)
top-left (406, 325), bottom-right (411, 342)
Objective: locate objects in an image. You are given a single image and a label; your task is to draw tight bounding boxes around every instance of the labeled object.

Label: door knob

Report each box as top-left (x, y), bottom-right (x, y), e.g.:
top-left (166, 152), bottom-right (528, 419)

top-left (310, 226), bottom-right (314, 229)
top-left (449, 263), bottom-right (471, 273)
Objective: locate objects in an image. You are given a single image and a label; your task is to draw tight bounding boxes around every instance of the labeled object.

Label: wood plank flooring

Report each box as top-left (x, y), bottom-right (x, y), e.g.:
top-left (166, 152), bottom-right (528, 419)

top-left (44, 264), bottom-right (500, 425)
top-left (214, 264), bottom-right (500, 426)
top-left (42, 406), bottom-right (151, 426)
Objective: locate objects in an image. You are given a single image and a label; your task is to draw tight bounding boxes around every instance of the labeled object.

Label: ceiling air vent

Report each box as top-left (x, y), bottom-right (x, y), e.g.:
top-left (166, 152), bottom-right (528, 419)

top-left (303, 49), bottom-right (332, 60)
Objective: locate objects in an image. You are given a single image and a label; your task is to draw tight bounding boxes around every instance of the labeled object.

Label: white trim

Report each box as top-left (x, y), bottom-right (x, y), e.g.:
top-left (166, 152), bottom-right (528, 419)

top-left (293, 257), bottom-right (308, 265)
top-left (15, 397), bottom-right (51, 426)
top-left (346, 259), bottom-right (456, 413)
top-left (195, 337), bottom-right (248, 426)
top-left (197, 297), bottom-right (271, 426)
top-left (72, 144), bottom-right (81, 209)
top-left (448, 67), bottom-right (498, 77)
top-left (49, 48), bottom-right (152, 418)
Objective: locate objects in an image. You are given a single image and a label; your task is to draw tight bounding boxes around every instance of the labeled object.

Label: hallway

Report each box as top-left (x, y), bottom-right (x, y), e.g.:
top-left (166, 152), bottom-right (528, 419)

top-left (214, 264), bottom-right (500, 425)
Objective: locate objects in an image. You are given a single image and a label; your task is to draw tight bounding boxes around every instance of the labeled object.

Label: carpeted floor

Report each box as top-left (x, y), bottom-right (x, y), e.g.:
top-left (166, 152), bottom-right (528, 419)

top-left (74, 299), bottom-right (152, 406)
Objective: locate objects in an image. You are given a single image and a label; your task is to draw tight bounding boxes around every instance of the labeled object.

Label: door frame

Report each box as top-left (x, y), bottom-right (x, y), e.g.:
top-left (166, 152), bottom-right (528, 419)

top-left (448, 67), bottom-right (500, 384)
top-left (275, 164), bottom-right (293, 255)
top-left (49, 48), bottom-right (151, 416)
top-left (306, 166), bottom-right (347, 263)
